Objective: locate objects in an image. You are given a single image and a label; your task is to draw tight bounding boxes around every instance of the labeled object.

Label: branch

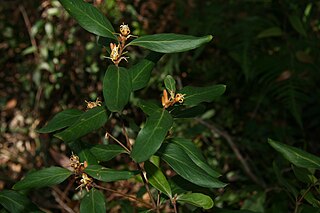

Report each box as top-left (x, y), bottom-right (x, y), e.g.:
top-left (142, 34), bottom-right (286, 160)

top-left (196, 118), bottom-right (266, 188)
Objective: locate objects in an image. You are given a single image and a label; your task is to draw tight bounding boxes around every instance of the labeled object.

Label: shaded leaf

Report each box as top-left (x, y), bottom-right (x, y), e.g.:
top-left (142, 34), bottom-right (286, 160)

top-left (273, 162), bottom-right (298, 198)
top-left (128, 34), bottom-right (212, 53)
top-left (69, 141), bottom-right (98, 165)
top-left (89, 144), bottom-right (126, 162)
top-left (131, 110), bottom-right (173, 163)
top-left (85, 165), bottom-right (138, 182)
top-left (177, 193), bottom-right (214, 209)
top-left (0, 190), bottom-right (40, 213)
top-left (269, 139), bottom-right (320, 169)
top-left (171, 138), bottom-right (221, 178)
top-left (103, 65), bottom-right (132, 112)
top-left (292, 165), bottom-right (317, 184)
top-left (138, 100), bottom-right (162, 116)
top-left (37, 109), bottom-right (83, 133)
top-left (54, 107), bottom-right (108, 142)
top-left (80, 188), bottom-right (106, 213)
top-left (171, 105), bottom-right (206, 118)
top-left (13, 167), bottom-right (72, 190)
top-left (257, 27), bottom-right (283, 39)
top-left (59, 0), bottom-right (116, 39)
top-left (164, 75), bottom-right (176, 93)
top-left (130, 52), bottom-right (163, 91)
top-left (180, 84), bottom-right (226, 106)
top-left (144, 161), bottom-right (172, 198)
top-left (158, 143), bottom-right (226, 188)
top-left (288, 15), bottom-right (307, 37)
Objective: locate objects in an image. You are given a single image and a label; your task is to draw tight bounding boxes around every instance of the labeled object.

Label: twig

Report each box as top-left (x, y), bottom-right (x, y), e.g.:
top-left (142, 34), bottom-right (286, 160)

top-left (196, 118), bottom-right (266, 188)
top-left (122, 124), bottom-right (132, 151)
top-left (294, 180), bottom-right (319, 213)
top-left (92, 183), bottom-right (152, 208)
top-left (19, 5), bottom-right (39, 61)
top-left (51, 187), bottom-right (76, 213)
top-left (105, 131), bottom-right (130, 153)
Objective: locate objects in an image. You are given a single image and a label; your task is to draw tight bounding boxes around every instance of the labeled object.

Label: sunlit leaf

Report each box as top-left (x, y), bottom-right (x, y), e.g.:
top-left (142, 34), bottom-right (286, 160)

top-left (80, 188), bottom-right (106, 213)
top-left (128, 34), bottom-right (212, 53)
top-left (0, 190), bottom-right (40, 213)
top-left (59, 0), bottom-right (116, 39)
top-left (131, 110), bottom-right (173, 163)
top-left (54, 107), bottom-right (108, 142)
top-left (13, 167), bottom-right (72, 190)
top-left (171, 138), bottom-right (221, 178)
top-left (158, 143), bottom-right (226, 188)
top-left (85, 165), bottom-right (138, 182)
top-left (37, 109), bottom-right (83, 133)
top-left (89, 144), bottom-right (127, 162)
top-left (269, 139), bottom-right (320, 169)
top-left (180, 84), bottom-right (226, 106)
top-left (177, 193), bottom-right (214, 209)
top-left (130, 52), bottom-right (163, 91)
top-left (103, 65), bottom-right (132, 112)
top-left (144, 161), bottom-right (172, 198)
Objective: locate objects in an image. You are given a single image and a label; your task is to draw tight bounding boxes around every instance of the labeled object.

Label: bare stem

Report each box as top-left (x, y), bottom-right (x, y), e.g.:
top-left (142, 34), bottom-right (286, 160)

top-left (93, 183), bottom-right (152, 208)
top-left (105, 131), bottom-right (130, 153)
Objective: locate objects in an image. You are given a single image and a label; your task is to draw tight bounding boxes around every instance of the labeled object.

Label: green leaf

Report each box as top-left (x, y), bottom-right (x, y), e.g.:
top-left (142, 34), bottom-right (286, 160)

top-left (180, 84), bottom-right (226, 106)
top-left (13, 167), bottom-right (72, 190)
top-left (268, 139), bottom-right (320, 169)
top-left (292, 165), bottom-right (317, 184)
top-left (164, 75), bottom-right (176, 94)
top-left (59, 0), bottom-right (116, 39)
top-left (171, 105), bottom-right (206, 118)
top-left (171, 138), bottom-right (221, 178)
top-left (158, 143), bottom-right (226, 188)
top-left (69, 141), bottom-right (98, 165)
top-left (54, 106), bottom-right (108, 142)
top-left (131, 110), bottom-right (173, 163)
top-left (89, 144), bottom-right (127, 162)
top-left (177, 193), bottom-right (214, 209)
top-left (273, 161), bottom-right (298, 198)
top-left (128, 34), bottom-right (212, 53)
top-left (0, 190), bottom-right (40, 213)
top-left (37, 109), bottom-right (83, 133)
top-left (80, 188), bottom-right (106, 213)
top-left (130, 52), bottom-right (163, 91)
top-left (257, 27), bottom-right (283, 39)
top-left (103, 65), bottom-right (132, 112)
top-left (288, 15), bottom-right (307, 37)
top-left (84, 165), bottom-right (139, 182)
top-left (138, 100), bottom-right (162, 116)
top-left (144, 161), bottom-right (172, 198)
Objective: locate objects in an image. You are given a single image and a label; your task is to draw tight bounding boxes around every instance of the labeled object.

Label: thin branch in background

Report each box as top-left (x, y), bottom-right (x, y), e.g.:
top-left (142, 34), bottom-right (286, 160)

top-left (51, 187), bottom-right (76, 213)
top-left (105, 131), bottom-right (130, 153)
top-left (19, 5), bottom-right (39, 61)
top-left (196, 118), bottom-right (266, 188)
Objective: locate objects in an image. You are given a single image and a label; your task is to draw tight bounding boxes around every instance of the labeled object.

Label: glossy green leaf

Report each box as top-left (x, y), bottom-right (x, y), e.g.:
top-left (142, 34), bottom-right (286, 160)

top-left (13, 167), bottom-right (72, 190)
top-left (84, 165), bottom-right (139, 182)
top-left (0, 190), bottom-right (40, 213)
top-left (37, 109), bottom-right (83, 133)
top-left (171, 105), bottom-right (206, 118)
top-left (54, 106), bottom-right (108, 142)
top-left (177, 193), bottom-right (214, 209)
top-left (158, 143), bottom-right (226, 188)
top-left (103, 65), bottom-right (132, 112)
top-left (131, 110), bottom-right (173, 163)
top-left (171, 138), bottom-right (221, 178)
top-left (128, 34), bottom-right (212, 53)
top-left (292, 165), bottom-right (317, 184)
top-left (257, 27), bottom-right (283, 39)
top-left (80, 188), bottom-right (106, 213)
top-left (164, 75), bottom-right (176, 94)
top-left (288, 15), bottom-right (307, 37)
top-left (130, 52), bottom-right (163, 91)
top-left (180, 84), bottom-right (226, 106)
top-left (269, 139), bottom-right (320, 169)
top-left (69, 141), bottom-right (98, 165)
top-left (90, 144), bottom-right (126, 162)
top-left (138, 100), bottom-right (162, 116)
top-left (144, 161), bottom-right (172, 198)
top-left (59, 0), bottom-right (116, 39)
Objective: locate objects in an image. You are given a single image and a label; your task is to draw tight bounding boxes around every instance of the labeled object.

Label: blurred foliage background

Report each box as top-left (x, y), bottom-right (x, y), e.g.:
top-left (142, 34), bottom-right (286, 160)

top-left (1, 0), bottom-right (320, 212)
